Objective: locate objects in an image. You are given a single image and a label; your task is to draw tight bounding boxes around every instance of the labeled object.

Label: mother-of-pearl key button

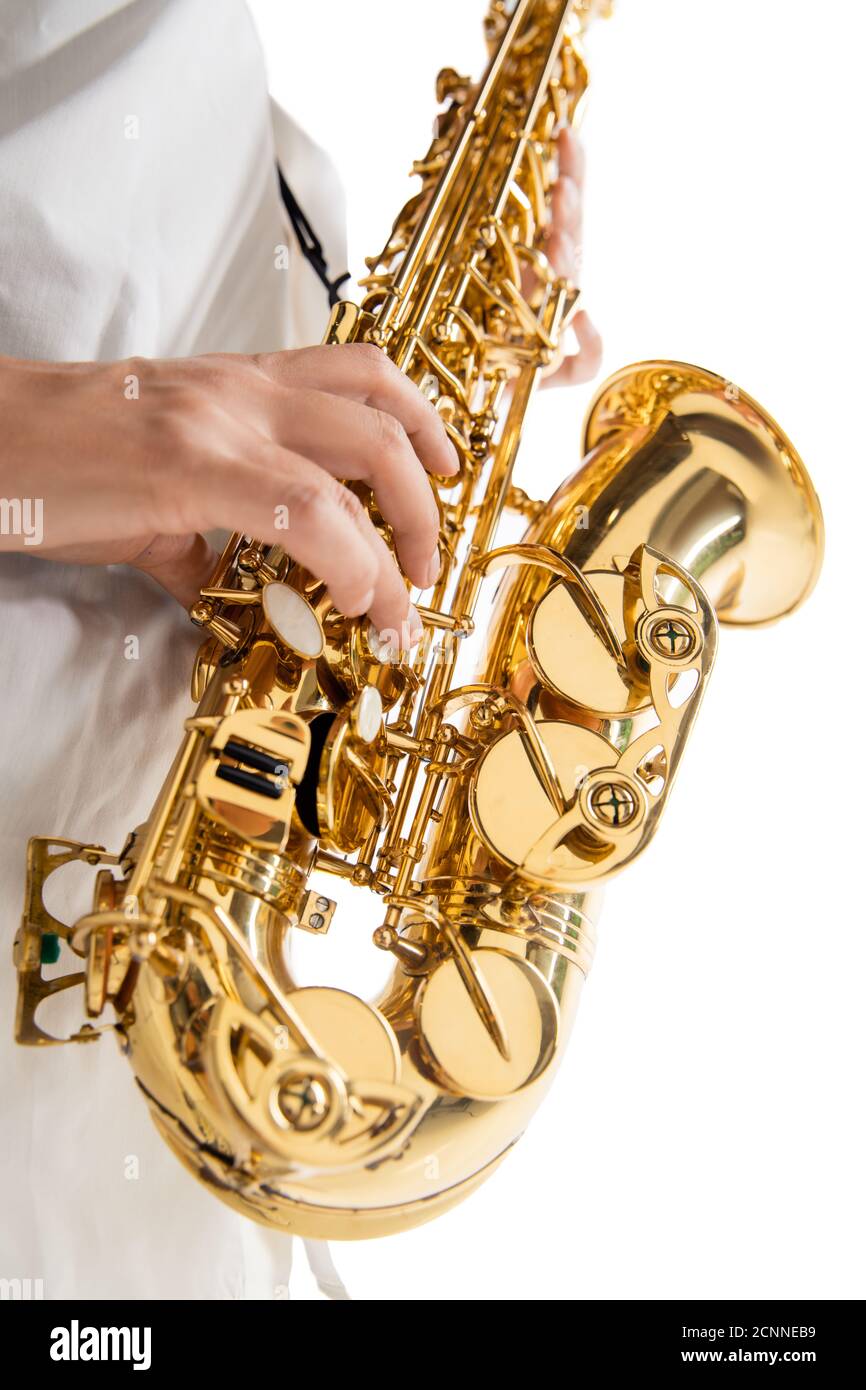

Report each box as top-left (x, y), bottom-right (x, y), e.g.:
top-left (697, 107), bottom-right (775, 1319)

top-left (352, 685), bottom-right (383, 744)
top-left (261, 582), bottom-right (324, 659)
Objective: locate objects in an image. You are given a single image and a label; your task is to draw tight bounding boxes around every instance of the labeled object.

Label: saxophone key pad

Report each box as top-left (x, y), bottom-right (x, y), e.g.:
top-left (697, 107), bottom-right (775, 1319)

top-left (262, 581), bottom-right (325, 659)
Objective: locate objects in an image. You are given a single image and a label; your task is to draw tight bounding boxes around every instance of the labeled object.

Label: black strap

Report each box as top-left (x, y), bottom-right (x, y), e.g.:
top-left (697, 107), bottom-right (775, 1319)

top-left (277, 164), bottom-right (350, 308)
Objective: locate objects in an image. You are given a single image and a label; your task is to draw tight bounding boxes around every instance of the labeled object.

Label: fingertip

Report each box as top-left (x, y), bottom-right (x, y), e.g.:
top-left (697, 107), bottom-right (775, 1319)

top-left (340, 585), bottom-right (376, 619)
top-left (541, 312), bottom-right (604, 388)
top-left (424, 453), bottom-right (459, 484)
top-left (443, 440), bottom-right (461, 474)
top-left (425, 450), bottom-right (459, 479)
top-left (425, 423), bottom-right (460, 477)
top-left (367, 603), bottom-right (423, 663)
top-left (424, 546), bottom-right (441, 589)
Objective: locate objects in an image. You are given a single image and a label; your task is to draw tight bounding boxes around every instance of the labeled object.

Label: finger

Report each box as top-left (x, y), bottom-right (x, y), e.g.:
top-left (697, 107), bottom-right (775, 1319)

top-left (268, 462), bottom-right (419, 640)
top-left (128, 532), bottom-right (220, 607)
top-left (550, 174), bottom-right (582, 251)
top-left (557, 127), bottom-right (586, 186)
top-left (256, 344), bottom-right (460, 480)
top-left (264, 387), bottom-right (441, 590)
top-left (190, 440), bottom-right (417, 634)
top-left (358, 516), bottom-right (424, 645)
top-left (546, 227), bottom-right (580, 280)
top-left (261, 442), bottom-right (422, 639)
top-left (543, 311), bottom-right (603, 388)
top-left (191, 447), bottom-right (382, 620)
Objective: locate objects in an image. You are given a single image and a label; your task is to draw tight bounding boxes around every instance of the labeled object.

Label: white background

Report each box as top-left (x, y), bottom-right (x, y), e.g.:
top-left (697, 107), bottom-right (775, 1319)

top-left (247, 0), bottom-right (865, 1299)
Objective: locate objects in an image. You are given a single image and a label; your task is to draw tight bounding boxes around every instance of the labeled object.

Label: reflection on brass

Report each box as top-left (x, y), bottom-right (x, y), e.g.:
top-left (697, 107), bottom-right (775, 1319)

top-left (13, 1), bottom-right (823, 1240)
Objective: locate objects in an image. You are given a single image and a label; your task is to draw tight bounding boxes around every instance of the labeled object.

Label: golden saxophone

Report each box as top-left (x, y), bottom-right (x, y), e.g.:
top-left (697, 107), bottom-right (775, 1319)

top-left (14, 0), bottom-right (823, 1239)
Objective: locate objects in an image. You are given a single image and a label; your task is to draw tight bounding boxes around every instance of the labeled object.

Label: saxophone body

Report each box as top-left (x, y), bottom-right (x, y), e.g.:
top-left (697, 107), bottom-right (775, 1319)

top-left (14, 0), bottom-right (823, 1239)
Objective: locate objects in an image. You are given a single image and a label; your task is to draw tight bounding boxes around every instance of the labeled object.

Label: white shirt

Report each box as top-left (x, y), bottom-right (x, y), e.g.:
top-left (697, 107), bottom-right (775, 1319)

top-left (0, 0), bottom-right (345, 1299)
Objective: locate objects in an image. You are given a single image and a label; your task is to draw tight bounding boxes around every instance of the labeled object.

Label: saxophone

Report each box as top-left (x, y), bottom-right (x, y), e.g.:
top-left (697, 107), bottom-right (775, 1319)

top-left (14, 0), bottom-right (823, 1239)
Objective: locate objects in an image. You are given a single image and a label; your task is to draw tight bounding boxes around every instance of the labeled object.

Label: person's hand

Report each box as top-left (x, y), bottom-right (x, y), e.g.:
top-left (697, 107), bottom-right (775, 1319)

top-left (0, 347), bottom-right (459, 635)
top-left (539, 128), bottom-right (603, 388)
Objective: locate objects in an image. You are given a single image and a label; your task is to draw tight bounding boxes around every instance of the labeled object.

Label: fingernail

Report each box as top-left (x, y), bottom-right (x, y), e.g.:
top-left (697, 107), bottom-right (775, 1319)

top-left (440, 442), bottom-right (460, 475)
top-left (368, 622), bottom-right (397, 663)
top-left (408, 605), bottom-right (423, 646)
top-left (368, 606), bottom-right (423, 663)
top-left (353, 588), bottom-right (375, 616)
top-left (424, 549), bottom-right (441, 588)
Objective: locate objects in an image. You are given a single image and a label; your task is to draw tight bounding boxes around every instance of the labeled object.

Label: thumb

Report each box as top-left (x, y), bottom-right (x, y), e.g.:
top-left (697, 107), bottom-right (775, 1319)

top-left (128, 532), bottom-right (219, 608)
